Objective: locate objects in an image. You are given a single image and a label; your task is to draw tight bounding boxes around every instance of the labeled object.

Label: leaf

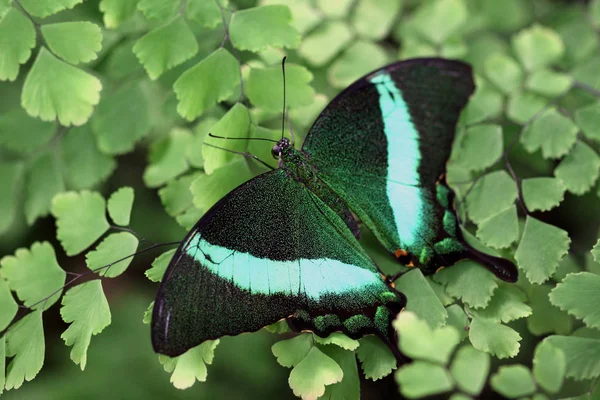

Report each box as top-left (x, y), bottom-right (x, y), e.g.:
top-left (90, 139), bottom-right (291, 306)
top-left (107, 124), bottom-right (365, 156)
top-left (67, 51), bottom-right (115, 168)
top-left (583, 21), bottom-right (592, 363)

top-left (393, 312), bottom-right (460, 365)
top-left (19, 0), bottom-right (82, 18)
top-left (0, 8), bottom-right (36, 81)
top-left (520, 108), bottom-right (578, 159)
top-left (476, 206), bottom-right (519, 249)
top-left (191, 160), bottom-right (254, 212)
top-left (396, 361), bottom-right (454, 398)
top-left (427, 277), bottom-right (454, 306)
top-left (461, 77), bottom-right (504, 125)
top-left (593, 239), bottom-right (600, 263)
top-left (133, 16), bottom-right (198, 80)
top-left (230, 5), bottom-right (300, 52)
top-left (22, 48), bottom-right (102, 126)
top-left (454, 124), bottom-right (503, 172)
top-left (527, 284), bottom-right (573, 336)
top-left (272, 334), bottom-right (313, 368)
top-left (0, 162), bottom-right (23, 234)
top-left (476, 283), bottom-right (532, 323)
top-left (0, 336), bottom-right (4, 394)
top-left (411, 0), bottom-right (467, 44)
top-left (99, 0), bottom-right (138, 29)
top-left (142, 302), bottom-right (153, 324)
top-left (433, 260), bottom-right (498, 309)
top-left (298, 21), bottom-right (353, 67)
top-left (575, 102), bottom-right (600, 141)
top-left (314, 333), bottom-right (359, 351)
top-left (185, 0), bottom-right (221, 28)
top-left (0, 108), bottom-right (55, 153)
top-left (24, 150), bottom-right (65, 224)
top-left (158, 173), bottom-right (199, 217)
top-left (350, 0), bottom-right (402, 40)
top-left (515, 216), bottom-right (570, 284)
top-left (450, 346), bottom-right (490, 396)
top-left (246, 64), bottom-right (314, 111)
top-left (355, 336), bottom-right (396, 381)
top-left (144, 128), bottom-right (192, 187)
top-left (395, 269), bottom-right (447, 328)
top-left (137, 0), bottom-right (178, 21)
top-left (484, 53), bottom-right (523, 94)
top-left (533, 340), bottom-right (566, 394)
top-left (506, 90), bottom-right (548, 124)
top-left (319, 346), bottom-right (359, 400)
top-left (145, 249), bottom-right (176, 282)
top-left (526, 69), bottom-right (573, 97)
top-left (159, 340), bottom-right (220, 389)
top-left (328, 40), bottom-right (388, 89)
top-left (0, 278), bottom-right (17, 331)
top-left (522, 177), bottom-right (565, 212)
top-left (92, 83), bottom-right (150, 155)
top-left (512, 24), bottom-right (565, 70)
top-left (555, 142), bottom-right (600, 195)
top-left (469, 316), bottom-right (521, 359)
top-left (550, 272), bottom-right (600, 330)
top-left (289, 346), bottom-right (343, 400)
top-left (4, 311), bottom-right (44, 390)
top-left (51, 191), bottom-right (110, 256)
top-left (107, 187), bottom-right (134, 226)
top-left (554, 254), bottom-right (581, 282)
top-left (490, 365), bottom-right (536, 398)
top-left (1, 241), bottom-right (66, 310)
top-left (446, 305), bottom-right (469, 342)
top-left (465, 170), bottom-right (518, 225)
top-left (316, 0), bottom-right (353, 18)
top-left (60, 280), bottom-right (111, 370)
top-left (544, 335), bottom-right (600, 380)
top-left (41, 22), bottom-right (102, 64)
top-left (174, 48), bottom-right (239, 120)
top-left (85, 232), bottom-right (139, 278)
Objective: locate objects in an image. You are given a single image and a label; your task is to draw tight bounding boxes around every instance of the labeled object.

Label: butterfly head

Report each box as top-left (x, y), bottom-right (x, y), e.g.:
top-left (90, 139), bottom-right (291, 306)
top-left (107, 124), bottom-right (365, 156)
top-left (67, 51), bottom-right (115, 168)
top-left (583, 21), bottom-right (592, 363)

top-left (271, 137), bottom-right (292, 159)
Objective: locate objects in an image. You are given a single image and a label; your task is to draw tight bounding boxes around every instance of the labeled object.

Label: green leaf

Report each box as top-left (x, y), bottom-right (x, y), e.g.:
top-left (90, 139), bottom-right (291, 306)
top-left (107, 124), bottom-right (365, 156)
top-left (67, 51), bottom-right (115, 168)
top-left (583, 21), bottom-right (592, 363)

top-left (22, 48), bottom-right (102, 126)
top-left (396, 361), bottom-right (454, 398)
top-left (19, 0), bottom-right (82, 18)
top-left (460, 78), bottom-right (504, 126)
top-left (593, 239), bottom-right (600, 263)
top-left (144, 128), bottom-right (192, 187)
top-left (142, 302), bottom-right (153, 325)
top-left (515, 216), bottom-right (570, 284)
top-left (469, 316), bottom-right (521, 359)
top-left (0, 162), bottom-right (23, 233)
top-left (41, 22), bottom-right (102, 65)
top-left (298, 21), bottom-right (353, 66)
top-left (145, 249), bottom-right (175, 283)
top-left (186, 118), bottom-right (216, 168)
top-left (434, 260), bottom-right (498, 309)
top-left (555, 142), bottom-right (600, 195)
top-left (158, 173), bottom-right (199, 217)
top-left (526, 69), bottom-right (573, 97)
top-left (314, 333), bottom-right (359, 351)
top-left (137, 0), bottom-right (178, 21)
top-left (174, 48), bottom-right (239, 120)
top-left (4, 311), bottom-right (44, 390)
top-left (185, 0), bottom-right (221, 28)
top-left (544, 335), bottom-right (600, 380)
top-left (522, 177), bottom-right (565, 212)
top-left (395, 269), bottom-right (447, 328)
top-left (506, 90), bottom-right (548, 124)
top-left (0, 278), bottom-right (17, 331)
top-left (272, 334), bottom-right (313, 368)
top-left (24, 150), bottom-right (65, 224)
top-left (355, 336), bottom-right (396, 381)
top-left (92, 83), bottom-right (150, 155)
top-left (466, 170), bottom-right (518, 225)
top-left (60, 280), bottom-right (111, 370)
top-left (103, 39), bottom-right (142, 80)
top-left (159, 340), bottom-right (219, 389)
top-left (316, 0), bottom-right (353, 18)
top-left (455, 124), bottom-right (503, 172)
top-left (51, 191), bottom-right (110, 256)
top-left (319, 346), bottom-right (359, 400)
top-left (1, 241), bottom-right (65, 310)
top-left (550, 272), bottom-right (600, 330)
top-left (0, 108), bottom-right (55, 153)
top-left (490, 365), bottom-right (536, 398)
top-left (446, 304), bottom-right (469, 342)
top-left (328, 40), bottom-right (388, 89)
top-left (107, 187), bottom-right (134, 226)
top-left (533, 340), bottom-right (566, 394)
top-left (554, 254), bottom-right (581, 282)
top-left (247, 64), bottom-right (314, 111)
top-left (398, 36), bottom-right (437, 59)
top-left (476, 206), bottom-right (519, 249)
top-left (527, 284), bottom-right (573, 336)
top-left (484, 53), bottom-right (523, 94)
top-left (476, 283), bottom-right (532, 323)
top-left (230, 5), bottom-right (300, 52)
top-left (0, 336), bottom-right (4, 394)
top-left (520, 108), bottom-right (578, 159)
top-left (288, 346), bottom-right (343, 399)
top-left (450, 346), bottom-right (490, 396)
top-left (350, 0), bottom-right (402, 40)
top-left (133, 16), bottom-right (198, 80)
top-left (592, 0), bottom-right (600, 27)
top-left (85, 232), bottom-right (139, 278)
top-left (99, 0), bottom-right (138, 29)
top-left (393, 311), bottom-right (460, 365)
top-left (575, 102), bottom-right (600, 141)
top-left (512, 24), bottom-right (565, 70)
top-left (0, 8), bottom-right (36, 81)
top-left (427, 277), bottom-right (454, 306)
top-left (411, 0), bottom-right (467, 44)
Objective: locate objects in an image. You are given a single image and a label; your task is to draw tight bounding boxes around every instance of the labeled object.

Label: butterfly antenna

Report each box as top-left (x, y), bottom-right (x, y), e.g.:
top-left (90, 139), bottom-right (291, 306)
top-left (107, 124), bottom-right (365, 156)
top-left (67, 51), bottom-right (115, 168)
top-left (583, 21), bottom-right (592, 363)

top-left (208, 133), bottom-right (278, 143)
top-left (203, 142), bottom-right (275, 170)
top-left (281, 56), bottom-right (287, 140)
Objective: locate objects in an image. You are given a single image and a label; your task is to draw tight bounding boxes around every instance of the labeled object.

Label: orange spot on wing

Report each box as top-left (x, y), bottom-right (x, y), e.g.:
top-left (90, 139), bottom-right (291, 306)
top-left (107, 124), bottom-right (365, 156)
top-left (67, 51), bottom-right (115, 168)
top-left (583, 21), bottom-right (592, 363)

top-left (395, 249), bottom-right (408, 258)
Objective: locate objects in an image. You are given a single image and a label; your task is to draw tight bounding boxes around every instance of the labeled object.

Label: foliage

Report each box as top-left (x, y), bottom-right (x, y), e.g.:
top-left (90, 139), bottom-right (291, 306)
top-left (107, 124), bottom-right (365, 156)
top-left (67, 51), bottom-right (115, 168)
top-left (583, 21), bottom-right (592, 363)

top-left (0, 0), bottom-right (599, 399)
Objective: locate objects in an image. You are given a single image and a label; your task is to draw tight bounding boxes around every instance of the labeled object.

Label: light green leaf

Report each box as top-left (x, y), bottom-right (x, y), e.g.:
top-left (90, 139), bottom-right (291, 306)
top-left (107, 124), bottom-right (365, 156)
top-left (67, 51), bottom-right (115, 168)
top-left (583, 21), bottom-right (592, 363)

top-left (191, 159), bottom-right (254, 211)
top-left (527, 284), bottom-right (573, 336)
top-left (469, 316), bottom-right (521, 358)
top-left (466, 170), bottom-right (518, 225)
top-left (289, 346), bottom-right (343, 400)
top-left (99, 0), bottom-right (139, 29)
top-left (298, 21), bottom-right (352, 67)
top-left (520, 108), bottom-right (578, 159)
top-left (289, 93), bottom-right (328, 128)
top-left (144, 128), bottom-right (192, 187)
top-left (107, 187), bottom-right (134, 226)
top-left (554, 254), bottom-right (581, 282)
top-left (313, 333), bottom-right (359, 351)
top-left (0, 336), bottom-right (4, 394)
top-left (533, 340), bottom-right (566, 394)
top-left (85, 232), bottom-right (139, 278)
top-left (319, 346), bottom-right (359, 400)
top-left (455, 124), bottom-right (503, 172)
top-left (174, 48), bottom-right (239, 120)
top-left (355, 336), bottom-right (396, 381)
top-left (490, 365), bottom-right (536, 398)
top-left (0, 108), bottom-right (55, 153)
top-left (522, 177), bottom-right (565, 212)
top-left (142, 302), bottom-right (153, 324)
top-left (145, 249), bottom-right (176, 283)
top-left (186, 117), bottom-right (216, 168)
top-left (24, 150), bottom-right (65, 224)
top-left (592, 0), bottom-right (600, 27)
top-left (506, 90), bottom-right (548, 124)
top-left (133, 16), bottom-right (198, 80)
top-left (461, 78), bottom-right (504, 125)
top-left (515, 216), bottom-right (570, 284)
top-left (427, 277), bottom-right (454, 306)
top-left (575, 102), bottom-right (600, 141)
top-left (550, 272), bottom-right (600, 330)
top-left (22, 48), bottom-right (102, 126)
top-left (272, 334), bottom-right (313, 368)
top-left (316, 0), bottom-right (353, 18)
top-left (185, 0), bottom-right (221, 28)
top-left (526, 69), bottom-right (573, 97)
top-left (0, 278), bottom-right (17, 331)
top-left (446, 304), bottom-right (469, 342)
top-left (103, 39), bottom-right (142, 80)
top-left (350, 0), bottom-right (402, 40)
top-left (393, 311), bottom-right (460, 365)
top-left (4, 311), bottom-right (44, 390)
top-left (247, 64), bottom-right (314, 111)
top-left (434, 260), bottom-right (498, 309)
top-left (0, 162), bottom-right (23, 234)
top-left (60, 280), bottom-right (111, 370)
top-left (395, 269), bottom-right (447, 328)
top-left (51, 191), bottom-right (110, 256)
top-left (398, 36), bottom-right (437, 59)
top-left (593, 239), bottom-right (600, 263)
top-left (0, 8), bottom-right (36, 81)
top-left (512, 24), bottom-right (565, 70)
top-left (41, 22), bottom-right (102, 65)
top-left (328, 40), bottom-right (388, 89)
top-left (158, 173), bottom-right (199, 217)
top-left (475, 283), bottom-right (532, 323)
top-left (449, 395), bottom-right (471, 400)
top-left (396, 361), bottom-right (454, 398)
top-left (411, 0), bottom-right (467, 44)
top-left (19, 0), bottom-right (82, 18)
top-left (137, 0), bottom-right (178, 21)
top-left (476, 206), bottom-right (519, 249)
top-left (92, 83), bottom-right (150, 155)
top-left (544, 335), bottom-right (600, 380)
top-left (555, 141), bottom-right (600, 195)
top-left (450, 346), bottom-right (490, 396)
top-left (230, 5), bottom-right (300, 52)
top-left (159, 340), bottom-right (219, 389)
top-left (484, 53), bottom-right (523, 94)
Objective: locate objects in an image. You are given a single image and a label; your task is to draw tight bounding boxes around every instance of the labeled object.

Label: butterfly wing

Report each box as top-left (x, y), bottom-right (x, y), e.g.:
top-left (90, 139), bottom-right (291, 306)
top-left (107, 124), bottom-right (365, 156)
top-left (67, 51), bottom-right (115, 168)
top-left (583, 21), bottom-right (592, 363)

top-left (152, 169), bottom-right (405, 357)
top-left (302, 58), bottom-right (517, 282)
